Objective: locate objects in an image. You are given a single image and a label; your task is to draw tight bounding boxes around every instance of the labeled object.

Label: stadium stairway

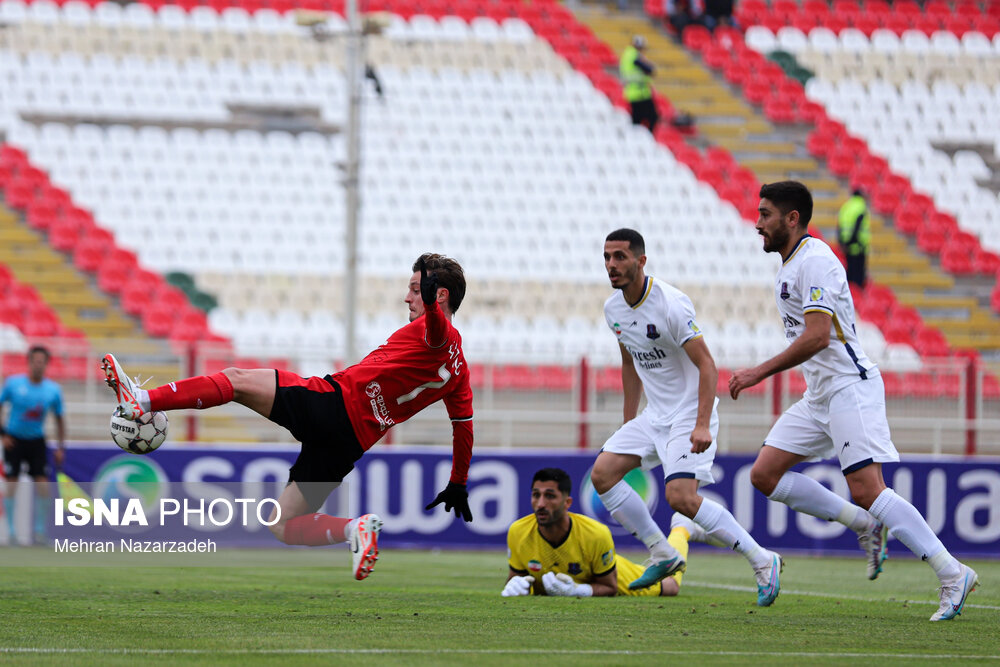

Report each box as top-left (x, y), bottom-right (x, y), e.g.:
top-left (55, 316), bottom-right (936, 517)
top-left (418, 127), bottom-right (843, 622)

top-left (0, 202), bottom-right (140, 341)
top-left (577, 6), bottom-right (1000, 365)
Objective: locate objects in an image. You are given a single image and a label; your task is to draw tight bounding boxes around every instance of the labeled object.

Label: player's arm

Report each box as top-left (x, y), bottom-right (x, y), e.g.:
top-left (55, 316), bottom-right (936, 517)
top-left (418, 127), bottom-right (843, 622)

top-left (681, 336), bottom-right (717, 453)
top-left (53, 413), bottom-right (66, 468)
top-left (619, 343), bottom-right (642, 423)
top-left (426, 379), bottom-right (474, 522)
top-left (419, 258), bottom-right (448, 348)
top-left (729, 310), bottom-right (831, 400)
top-left (0, 400), bottom-right (9, 449)
top-left (588, 568), bottom-right (618, 597)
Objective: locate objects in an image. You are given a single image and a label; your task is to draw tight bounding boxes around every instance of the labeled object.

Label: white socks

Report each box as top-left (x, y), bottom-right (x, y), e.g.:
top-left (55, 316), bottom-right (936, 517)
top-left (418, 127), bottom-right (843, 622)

top-left (693, 498), bottom-right (771, 569)
top-left (137, 388), bottom-right (151, 413)
top-left (769, 472), bottom-right (874, 533)
top-left (345, 517), bottom-right (359, 541)
top-left (598, 480), bottom-right (678, 560)
top-left (868, 488), bottom-right (961, 581)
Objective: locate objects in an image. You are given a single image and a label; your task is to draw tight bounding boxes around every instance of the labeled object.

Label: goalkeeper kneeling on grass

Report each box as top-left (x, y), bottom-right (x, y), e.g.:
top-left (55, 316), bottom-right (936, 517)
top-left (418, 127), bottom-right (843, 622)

top-left (503, 468), bottom-right (692, 598)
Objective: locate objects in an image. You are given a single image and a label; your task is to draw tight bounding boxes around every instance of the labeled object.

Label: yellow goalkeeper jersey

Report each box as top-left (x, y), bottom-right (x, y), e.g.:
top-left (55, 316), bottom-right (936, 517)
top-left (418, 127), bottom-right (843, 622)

top-left (506, 512), bottom-right (661, 597)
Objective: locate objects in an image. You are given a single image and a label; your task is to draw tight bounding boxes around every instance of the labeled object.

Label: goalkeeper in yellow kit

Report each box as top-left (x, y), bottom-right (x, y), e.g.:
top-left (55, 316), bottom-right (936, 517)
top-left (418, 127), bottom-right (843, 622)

top-left (503, 468), bottom-right (693, 597)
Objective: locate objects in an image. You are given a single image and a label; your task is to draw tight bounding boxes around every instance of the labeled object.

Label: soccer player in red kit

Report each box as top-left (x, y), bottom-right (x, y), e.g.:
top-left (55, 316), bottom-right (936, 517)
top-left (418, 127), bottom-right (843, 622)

top-left (101, 254), bottom-right (474, 581)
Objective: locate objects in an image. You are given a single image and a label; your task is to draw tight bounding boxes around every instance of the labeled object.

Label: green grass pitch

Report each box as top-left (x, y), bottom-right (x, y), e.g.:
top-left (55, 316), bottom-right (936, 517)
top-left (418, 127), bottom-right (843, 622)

top-left (1, 547), bottom-right (997, 666)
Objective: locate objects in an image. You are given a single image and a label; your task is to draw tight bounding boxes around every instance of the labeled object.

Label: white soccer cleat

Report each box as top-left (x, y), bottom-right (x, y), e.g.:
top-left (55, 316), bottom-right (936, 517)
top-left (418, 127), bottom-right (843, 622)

top-left (101, 353), bottom-right (145, 420)
top-left (930, 564), bottom-right (979, 621)
top-left (754, 551), bottom-right (783, 607)
top-left (348, 513), bottom-right (383, 581)
top-left (858, 521), bottom-right (889, 580)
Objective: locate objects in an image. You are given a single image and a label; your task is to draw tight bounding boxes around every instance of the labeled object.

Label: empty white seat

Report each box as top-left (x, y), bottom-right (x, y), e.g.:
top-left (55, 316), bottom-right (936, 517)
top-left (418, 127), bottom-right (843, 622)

top-left (745, 26), bottom-right (775, 53)
top-left (776, 26), bottom-right (808, 53)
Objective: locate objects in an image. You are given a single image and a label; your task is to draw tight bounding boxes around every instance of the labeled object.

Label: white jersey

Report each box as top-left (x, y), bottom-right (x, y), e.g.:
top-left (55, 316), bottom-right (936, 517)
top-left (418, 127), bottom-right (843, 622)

top-left (604, 277), bottom-right (704, 424)
top-left (775, 235), bottom-right (878, 403)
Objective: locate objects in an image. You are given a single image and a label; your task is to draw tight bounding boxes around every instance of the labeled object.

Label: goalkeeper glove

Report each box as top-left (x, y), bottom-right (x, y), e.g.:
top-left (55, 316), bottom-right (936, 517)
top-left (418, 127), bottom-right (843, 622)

top-left (501, 575), bottom-right (534, 597)
top-left (425, 481), bottom-right (473, 522)
top-left (542, 572), bottom-right (593, 597)
top-left (418, 256), bottom-right (439, 306)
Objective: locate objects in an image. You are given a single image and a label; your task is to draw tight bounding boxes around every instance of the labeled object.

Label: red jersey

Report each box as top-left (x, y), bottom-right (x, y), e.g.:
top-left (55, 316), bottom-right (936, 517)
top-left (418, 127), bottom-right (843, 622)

top-left (332, 300), bottom-right (474, 484)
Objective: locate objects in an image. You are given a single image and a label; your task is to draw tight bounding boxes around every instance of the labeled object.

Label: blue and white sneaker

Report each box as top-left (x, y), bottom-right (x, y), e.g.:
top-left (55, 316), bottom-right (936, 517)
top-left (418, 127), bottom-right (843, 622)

top-left (859, 521), bottom-right (889, 580)
top-left (930, 564), bottom-right (979, 621)
top-left (627, 554), bottom-right (686, 590)
top-left (754, 551), bottom-right (783, 607)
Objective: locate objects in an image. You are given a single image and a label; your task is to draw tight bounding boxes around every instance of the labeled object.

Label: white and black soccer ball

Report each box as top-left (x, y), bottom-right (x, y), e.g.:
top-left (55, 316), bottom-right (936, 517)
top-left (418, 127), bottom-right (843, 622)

top-left (110, 407), bottom-right (168, 455)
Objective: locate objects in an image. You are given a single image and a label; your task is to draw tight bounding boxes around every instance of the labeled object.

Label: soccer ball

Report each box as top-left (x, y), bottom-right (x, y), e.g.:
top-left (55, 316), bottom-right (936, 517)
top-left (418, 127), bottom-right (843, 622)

top-left (110, 407), bottom-right (168, 455)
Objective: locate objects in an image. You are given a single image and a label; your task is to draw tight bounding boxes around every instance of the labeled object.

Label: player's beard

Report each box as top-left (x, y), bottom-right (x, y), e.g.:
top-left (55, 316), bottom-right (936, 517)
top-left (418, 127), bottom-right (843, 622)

top-left (612, 263), bottom-right (640, 291)
top-left (762, 224), bottom-right (790, 253)
top-left (535, 508), bottom-right (565, 528)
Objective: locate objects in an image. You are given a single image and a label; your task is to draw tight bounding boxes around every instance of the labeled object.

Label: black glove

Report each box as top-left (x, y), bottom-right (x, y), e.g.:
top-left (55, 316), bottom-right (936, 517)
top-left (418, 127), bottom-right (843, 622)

top-left (425, 481), bottom-right (473, 522)
top-left (418, 257), bottom-right (439, 306)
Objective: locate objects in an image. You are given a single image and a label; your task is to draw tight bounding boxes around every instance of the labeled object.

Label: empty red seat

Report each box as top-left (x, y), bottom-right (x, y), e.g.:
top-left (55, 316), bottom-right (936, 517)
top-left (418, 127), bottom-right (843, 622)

top-left (743, 79), bottom-right (771, 105)
top-left (973, 249), bottom-right (1000, 275)
top-left (763, 98), bottom-right (797, 123)
top-left (891, 305), bottom-right (923, 331)
top-left (924, 1), bottom-right (951, 19)
top-left (944, 15), bottom-right (972, 36)
top-left (141, 303), bottom-right (178, 338)
top-left (914, 329), bottom-right (950, 357)
top-left (940, 243), bottom-right (975, 275)
top-left (852, 13), bottom-right (879, 35)
top-left (72, 237), bottom-right (104, 273)
top-left (723, 60), bottom-right (752, 85)
top-left (682, 25), bottom-right (712, 52)
top-left (702, 43), bottom-right (731, 68)
top-left (892, 0), bottom-right (922, 17)
top-left (912, 14), bottom-right (943, 34)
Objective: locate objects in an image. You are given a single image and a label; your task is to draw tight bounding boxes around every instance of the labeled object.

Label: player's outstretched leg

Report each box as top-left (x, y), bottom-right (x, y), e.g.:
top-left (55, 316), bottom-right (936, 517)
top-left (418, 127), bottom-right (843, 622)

top-left (347, 513), bottom-right (383, 581)
top-left (755, 454), bottom-right (886, 581)
top-left (592, 454), bottom-right (686, 590)
top-left (103, 353), bottom-right (249, 420)
top-left (594, 478), bottom-right (684, 590)
top-left (864, 486), bottom-right (978, 621)
top-left (102, 353), bottom-right (146, 419)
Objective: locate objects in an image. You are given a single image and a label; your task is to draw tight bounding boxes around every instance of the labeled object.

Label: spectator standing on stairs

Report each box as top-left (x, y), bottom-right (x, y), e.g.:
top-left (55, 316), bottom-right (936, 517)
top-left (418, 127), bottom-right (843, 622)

top-left (665, 0), bottom-right (711, 36)
top-left (838, 189), bottom-right (870, 289)
top-left (620, 36), bottom-right (659, 133)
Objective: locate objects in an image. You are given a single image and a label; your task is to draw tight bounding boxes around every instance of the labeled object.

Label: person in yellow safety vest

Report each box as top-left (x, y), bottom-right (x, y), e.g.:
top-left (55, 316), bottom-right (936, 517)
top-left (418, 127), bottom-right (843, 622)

top-left (620, 35), bottom-right (659, 133)
top-left (838, 189), bottom-right (870, 288)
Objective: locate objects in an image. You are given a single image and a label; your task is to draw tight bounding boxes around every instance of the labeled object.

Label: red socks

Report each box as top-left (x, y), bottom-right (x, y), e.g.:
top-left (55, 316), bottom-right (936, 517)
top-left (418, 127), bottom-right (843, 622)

top-left (283, 514), bottom-right (351, 546)
top-left (148, 372), bottom-right (235, 412)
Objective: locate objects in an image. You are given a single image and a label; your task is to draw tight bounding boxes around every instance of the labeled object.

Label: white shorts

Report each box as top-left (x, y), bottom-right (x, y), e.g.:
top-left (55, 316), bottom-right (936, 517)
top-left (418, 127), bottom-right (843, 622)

top-left (764, 376), bottom-right (899, 474)
top-left (601, 408), bottom-right (718, 484)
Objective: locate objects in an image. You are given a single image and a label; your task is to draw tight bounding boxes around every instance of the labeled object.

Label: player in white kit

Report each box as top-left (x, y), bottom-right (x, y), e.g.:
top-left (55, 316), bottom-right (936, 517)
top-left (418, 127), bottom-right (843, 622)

top-left (591, 228), bottom-right (784, 607)
top-left (729, 181), bottom-right (978, 621)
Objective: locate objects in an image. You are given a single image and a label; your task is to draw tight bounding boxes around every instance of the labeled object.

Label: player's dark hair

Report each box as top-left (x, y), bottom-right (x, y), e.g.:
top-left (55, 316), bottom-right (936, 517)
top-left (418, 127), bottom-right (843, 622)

top-left (532, 468), bottom-right (572, 496)
top-left (759, 181), bottom-right (813, 228)
top-left (27, 345), bottom-right (50, 361)
top-left (606, 228), bottom-right (645, 257)
top-left (413, 253), bottom-right (466, 314)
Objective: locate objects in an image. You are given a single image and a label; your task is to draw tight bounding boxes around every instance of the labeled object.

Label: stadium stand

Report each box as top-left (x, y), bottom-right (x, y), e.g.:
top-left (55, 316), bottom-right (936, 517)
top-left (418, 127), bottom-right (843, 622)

top-left (0, 0), bottom-right (996, 450)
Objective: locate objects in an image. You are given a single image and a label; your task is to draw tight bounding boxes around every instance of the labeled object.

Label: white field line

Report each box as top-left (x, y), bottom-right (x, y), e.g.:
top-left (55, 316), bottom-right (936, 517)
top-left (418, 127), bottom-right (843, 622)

top-left (684, 580), bottom-right (1000, 611)
top-left (0, 648), bottom-right (998, 659)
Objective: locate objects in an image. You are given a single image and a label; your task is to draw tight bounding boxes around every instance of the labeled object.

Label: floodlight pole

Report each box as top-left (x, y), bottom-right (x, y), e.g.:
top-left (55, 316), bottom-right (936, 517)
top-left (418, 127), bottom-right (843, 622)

top-left (344, 0), bottom-right (363, 364)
